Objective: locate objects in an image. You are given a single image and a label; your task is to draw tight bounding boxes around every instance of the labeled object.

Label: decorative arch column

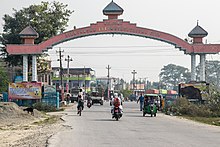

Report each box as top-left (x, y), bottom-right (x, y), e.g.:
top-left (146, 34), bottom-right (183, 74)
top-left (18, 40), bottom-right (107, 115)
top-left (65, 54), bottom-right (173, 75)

top-left (188, 21), bottom-right (208, 82)
top-left (190, 54), bottom-right (196, 81)
top-left (32, 55), bottom-right (37, 82)
top-left (22, 55), bottom-right (28, 82)
top-left (199, 54), bottom-right (206, 81)
top-left (19, 25), bottom-right (39, 82)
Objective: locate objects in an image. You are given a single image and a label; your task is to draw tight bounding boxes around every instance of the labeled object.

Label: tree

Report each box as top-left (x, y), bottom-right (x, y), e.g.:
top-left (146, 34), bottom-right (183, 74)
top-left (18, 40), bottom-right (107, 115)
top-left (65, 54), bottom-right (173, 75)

top-left (121, 89), bottom-right (132, 99)
top-left (196, 60), bottom-right (220, 88)
top-left (0, 1), bottom-right (73, 66)
top-left (205, 60), bottom-right (220, 88)
top-left (159, 64), bottom-right (191, 90)
top-left (0, 66), bottom-right (9, 92)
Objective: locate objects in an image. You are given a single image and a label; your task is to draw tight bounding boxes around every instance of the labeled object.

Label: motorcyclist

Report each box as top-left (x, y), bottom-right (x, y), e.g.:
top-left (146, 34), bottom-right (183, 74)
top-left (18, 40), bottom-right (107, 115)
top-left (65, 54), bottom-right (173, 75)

top-left (111, 93), bottom-right (123, 118)
top-left (86, 93), bottom-right (92, 108)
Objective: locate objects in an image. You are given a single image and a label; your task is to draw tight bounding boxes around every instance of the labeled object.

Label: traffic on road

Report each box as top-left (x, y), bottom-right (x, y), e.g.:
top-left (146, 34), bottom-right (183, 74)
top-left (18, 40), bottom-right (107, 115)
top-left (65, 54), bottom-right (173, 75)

top-left (48, 100), bottom-right (220, 147)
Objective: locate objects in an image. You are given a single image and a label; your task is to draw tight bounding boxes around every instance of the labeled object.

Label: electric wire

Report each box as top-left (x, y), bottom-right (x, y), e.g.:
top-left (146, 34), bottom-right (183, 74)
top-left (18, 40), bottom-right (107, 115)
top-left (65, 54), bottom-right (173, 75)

top-left (52, 45), bottom-right (172, 49)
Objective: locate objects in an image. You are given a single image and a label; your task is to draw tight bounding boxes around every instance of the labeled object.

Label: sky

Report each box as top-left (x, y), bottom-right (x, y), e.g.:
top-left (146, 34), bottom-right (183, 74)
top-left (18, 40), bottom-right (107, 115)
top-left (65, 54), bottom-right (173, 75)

top-left (0, 0), bottom-right (220, 82)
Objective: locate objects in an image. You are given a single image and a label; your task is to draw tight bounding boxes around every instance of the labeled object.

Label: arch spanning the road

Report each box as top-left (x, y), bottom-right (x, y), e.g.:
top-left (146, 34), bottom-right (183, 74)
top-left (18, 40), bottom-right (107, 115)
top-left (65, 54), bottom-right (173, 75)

top-left (6, 1), bottom-right (220, 84)
top-left (6, 19), bottom-right (220, 55)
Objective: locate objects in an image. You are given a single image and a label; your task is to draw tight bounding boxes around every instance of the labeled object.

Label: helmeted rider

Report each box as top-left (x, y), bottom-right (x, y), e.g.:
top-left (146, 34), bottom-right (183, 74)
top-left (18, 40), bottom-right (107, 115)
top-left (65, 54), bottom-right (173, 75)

top-left (111, 93), bottom-right (123, 117)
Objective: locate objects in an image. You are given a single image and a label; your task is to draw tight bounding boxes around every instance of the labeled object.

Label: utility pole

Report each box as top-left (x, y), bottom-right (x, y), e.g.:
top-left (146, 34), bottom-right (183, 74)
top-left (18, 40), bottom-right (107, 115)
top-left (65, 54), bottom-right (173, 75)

top-left (143, 77), bottom-right (148, 90)
top-left (57, 47), bottom-right (64, 101)
top-left (84, 66), bottom-right (86, 93)
top-left (106, 65), bottom-right (111, 99)
top-left (65, 55), bottom-right (73, 93)
top-left (139, 78), bottom-right (142, 90)
top-left (131, 70), bottom-right (137, 95)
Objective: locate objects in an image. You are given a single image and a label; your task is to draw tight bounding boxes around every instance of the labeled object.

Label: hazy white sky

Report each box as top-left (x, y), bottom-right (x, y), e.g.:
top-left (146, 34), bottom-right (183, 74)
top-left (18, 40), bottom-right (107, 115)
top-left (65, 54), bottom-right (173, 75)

top-left (1, 0), bottom-right (220, 82)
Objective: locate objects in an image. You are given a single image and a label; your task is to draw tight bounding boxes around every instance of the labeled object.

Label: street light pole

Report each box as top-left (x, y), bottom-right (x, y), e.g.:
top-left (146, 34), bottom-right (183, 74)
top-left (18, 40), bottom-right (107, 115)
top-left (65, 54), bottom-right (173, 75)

top-left (131, 70), bottom-right (137, 94)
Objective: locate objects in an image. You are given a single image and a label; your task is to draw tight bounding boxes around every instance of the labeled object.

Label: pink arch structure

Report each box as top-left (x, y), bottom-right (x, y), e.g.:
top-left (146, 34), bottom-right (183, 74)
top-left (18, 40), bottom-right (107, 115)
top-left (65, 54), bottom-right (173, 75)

top-left (6, 0), bottom-right (220, 101)
top-left (6, 19), bottom-right (220, 55)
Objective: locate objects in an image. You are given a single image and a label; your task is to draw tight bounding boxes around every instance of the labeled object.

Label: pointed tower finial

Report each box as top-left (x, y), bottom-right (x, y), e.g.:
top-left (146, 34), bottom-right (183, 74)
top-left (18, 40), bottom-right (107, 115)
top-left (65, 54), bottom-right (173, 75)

top-left (103, 1), bottom-right (124, 19)
top-left (197, 20), bottom-right (199, 26)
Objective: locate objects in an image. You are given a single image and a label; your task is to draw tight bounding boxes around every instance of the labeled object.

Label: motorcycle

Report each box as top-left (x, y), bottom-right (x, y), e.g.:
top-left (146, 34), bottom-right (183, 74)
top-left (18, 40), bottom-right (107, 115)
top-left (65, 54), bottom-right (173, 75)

top-left (112, 106), bottom-right (123, 121)
top-left (87, 99), bottom-right (92, 108)
top-left (111, 97), bottom-right (123, 121)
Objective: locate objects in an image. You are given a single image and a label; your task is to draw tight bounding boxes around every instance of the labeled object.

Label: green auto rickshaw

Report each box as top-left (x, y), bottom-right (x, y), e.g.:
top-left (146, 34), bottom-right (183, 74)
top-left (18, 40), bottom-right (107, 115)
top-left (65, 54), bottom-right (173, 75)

top-left (143, 94), bottom-right (158, 117)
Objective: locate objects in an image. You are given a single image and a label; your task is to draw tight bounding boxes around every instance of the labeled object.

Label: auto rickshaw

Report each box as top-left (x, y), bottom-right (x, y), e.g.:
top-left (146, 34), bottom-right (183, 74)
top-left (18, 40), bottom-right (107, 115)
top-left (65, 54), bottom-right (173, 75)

top-left (143, 94), bottom-right (158, 117)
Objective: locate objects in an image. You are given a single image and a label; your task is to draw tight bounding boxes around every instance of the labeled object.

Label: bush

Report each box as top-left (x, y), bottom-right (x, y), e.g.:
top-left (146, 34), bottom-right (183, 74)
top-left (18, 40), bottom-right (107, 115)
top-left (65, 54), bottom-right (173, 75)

top-left (207, 91), bottom-right (220, 116)
top-left (168, 97), bottom-right (214, 117)
top-left (33, 102), bottom-right (57, 112)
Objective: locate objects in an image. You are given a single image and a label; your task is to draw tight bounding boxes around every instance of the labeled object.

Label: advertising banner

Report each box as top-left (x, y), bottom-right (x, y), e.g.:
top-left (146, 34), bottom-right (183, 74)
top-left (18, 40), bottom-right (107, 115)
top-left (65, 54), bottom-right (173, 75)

top-left (9, 82), bottom-right (42, 99)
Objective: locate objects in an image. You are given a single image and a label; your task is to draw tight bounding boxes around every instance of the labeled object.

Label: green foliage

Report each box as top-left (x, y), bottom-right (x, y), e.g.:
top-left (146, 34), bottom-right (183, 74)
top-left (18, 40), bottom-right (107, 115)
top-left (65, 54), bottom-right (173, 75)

top-left (167, 97), bottom-right (216, 117)
top-left (159, 64), bottom-right (191, 90)
top-left (33, 102), bottom-right (57, 112)
top-left (207, 87), bottom-right (220, 116)
top-left (1, 1), bottom-right (73, 66)
top-left (196, 60), bottom-right (220, 88)
top-left (166, 87), bottom-right (220, 117)
top-left (121, 89), bottom-right (132, 98)
top-left (0, 66), bottom-right (9, 92)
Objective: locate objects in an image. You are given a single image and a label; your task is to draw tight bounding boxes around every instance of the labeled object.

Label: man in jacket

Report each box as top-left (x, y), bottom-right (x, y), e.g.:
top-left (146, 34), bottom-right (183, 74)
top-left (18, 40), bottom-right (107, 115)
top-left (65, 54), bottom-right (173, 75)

top-left (137, 93), bottom-right (144, 111)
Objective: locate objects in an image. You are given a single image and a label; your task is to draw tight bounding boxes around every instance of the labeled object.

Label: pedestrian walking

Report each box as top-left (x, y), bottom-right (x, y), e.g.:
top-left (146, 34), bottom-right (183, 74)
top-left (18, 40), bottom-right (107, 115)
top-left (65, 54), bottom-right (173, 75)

top-left (137, 93), bottom-right (144, 111)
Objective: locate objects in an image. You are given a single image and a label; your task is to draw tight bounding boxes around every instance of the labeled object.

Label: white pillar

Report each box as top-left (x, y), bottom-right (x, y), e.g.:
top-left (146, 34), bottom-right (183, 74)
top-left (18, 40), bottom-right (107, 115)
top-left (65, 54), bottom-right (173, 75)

top-left (200, 54), bottom-right (206, 81)
top-left (32, 55), bottom-right (37, 82)
top-left (191, 54), bottom-right (196, 81)
top-left (23, 55), bottom-right (28, 82)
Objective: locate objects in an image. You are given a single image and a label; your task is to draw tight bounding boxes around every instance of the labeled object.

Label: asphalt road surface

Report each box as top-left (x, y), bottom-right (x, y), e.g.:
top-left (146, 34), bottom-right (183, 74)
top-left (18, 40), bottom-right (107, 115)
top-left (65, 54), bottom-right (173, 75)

top-left (49, 102), bottom-right (220, 147)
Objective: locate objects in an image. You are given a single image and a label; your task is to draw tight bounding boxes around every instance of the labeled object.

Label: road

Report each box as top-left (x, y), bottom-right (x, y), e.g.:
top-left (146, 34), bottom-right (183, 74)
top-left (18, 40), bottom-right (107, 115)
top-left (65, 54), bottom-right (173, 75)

top-left (48, 102), bottom-right (220, 147)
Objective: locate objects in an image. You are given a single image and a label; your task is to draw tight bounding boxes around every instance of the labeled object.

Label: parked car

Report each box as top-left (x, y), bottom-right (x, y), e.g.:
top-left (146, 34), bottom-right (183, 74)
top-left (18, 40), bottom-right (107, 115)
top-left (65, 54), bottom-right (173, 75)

top-left (70, 87), bottom-right (80, 103)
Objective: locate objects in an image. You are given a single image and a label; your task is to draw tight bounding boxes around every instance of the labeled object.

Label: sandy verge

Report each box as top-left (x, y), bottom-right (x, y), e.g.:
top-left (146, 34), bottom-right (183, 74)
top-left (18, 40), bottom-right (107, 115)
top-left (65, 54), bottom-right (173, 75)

top-left (0, 102), bottom-right (68, 147)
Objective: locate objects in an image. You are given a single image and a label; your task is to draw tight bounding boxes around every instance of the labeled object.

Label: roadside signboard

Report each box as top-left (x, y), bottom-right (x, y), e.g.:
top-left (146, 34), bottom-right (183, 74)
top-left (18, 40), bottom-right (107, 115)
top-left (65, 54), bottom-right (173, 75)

top-left (8, 82), bottom-right (42, 99)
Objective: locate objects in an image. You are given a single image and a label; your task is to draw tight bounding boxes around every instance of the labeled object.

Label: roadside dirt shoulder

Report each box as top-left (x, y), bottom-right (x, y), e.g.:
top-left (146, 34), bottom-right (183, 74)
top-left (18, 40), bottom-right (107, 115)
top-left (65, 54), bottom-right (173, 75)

top-left (0, 102), bottom-right (69, 147)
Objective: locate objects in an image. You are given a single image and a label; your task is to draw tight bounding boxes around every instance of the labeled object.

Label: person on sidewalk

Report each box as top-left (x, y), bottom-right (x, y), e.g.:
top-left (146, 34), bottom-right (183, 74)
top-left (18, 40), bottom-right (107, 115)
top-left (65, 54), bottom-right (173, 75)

top-left (137, 93), bottom-right (144, 111)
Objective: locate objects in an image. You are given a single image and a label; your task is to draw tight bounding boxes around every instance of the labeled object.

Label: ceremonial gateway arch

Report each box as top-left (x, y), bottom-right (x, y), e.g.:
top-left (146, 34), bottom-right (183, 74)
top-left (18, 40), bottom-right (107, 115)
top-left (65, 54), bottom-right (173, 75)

top-left (6, 1), bottom-right (220, 83)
